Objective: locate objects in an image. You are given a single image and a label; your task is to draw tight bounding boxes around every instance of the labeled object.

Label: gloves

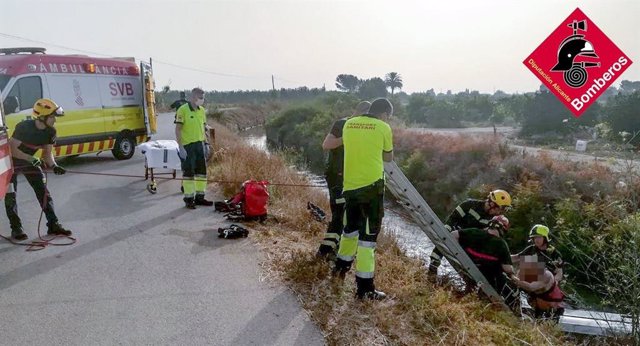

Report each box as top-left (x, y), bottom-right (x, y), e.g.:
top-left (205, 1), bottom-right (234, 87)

top-left (53, 165), bottom-right (66, 175)
top-left (31, 157), bottom-right (42, 168)
top-left (178, 146), bottom-right (187, 160)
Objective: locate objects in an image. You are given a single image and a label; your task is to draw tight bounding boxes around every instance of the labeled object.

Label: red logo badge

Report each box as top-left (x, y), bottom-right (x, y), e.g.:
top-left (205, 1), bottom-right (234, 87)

top-left (524, 8), bottom-right (633, 117)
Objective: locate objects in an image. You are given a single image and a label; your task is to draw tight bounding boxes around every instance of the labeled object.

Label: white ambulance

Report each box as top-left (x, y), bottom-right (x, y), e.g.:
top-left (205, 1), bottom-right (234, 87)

top-left (0, 47), bottom-right (157, 160)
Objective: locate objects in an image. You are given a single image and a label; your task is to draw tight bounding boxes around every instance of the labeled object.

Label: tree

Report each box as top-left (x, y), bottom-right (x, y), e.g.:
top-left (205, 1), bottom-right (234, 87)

top-left (384, 72), bottom-right (403, 96)
top-left (603, 90), bottom-right (640, 145)
top-left (620, 80), bottom-right (640, 94)
top-left (404, 93), bottom-right (435, 124)
top-left (520, 90), bottom-right (599, 137)
top-left (455, 91), bottom-right (493, 123)
top-left (358, 78), bottom-right (388, 100)
top-left (423, 100), bottom-right (463, 127)
top-left (491, 89), bottom-right (508, 101)
top-left (335, 74), bottom-right (361, 93)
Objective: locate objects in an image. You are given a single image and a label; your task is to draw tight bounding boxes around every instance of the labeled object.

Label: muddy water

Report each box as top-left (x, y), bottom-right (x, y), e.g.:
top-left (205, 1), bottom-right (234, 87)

top-left (241, 129), bottom-right (457, 277)
top-left (242, 127), bottom-right (269, 152)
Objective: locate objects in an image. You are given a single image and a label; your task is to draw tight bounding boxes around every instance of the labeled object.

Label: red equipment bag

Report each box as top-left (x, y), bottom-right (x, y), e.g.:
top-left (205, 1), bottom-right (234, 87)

top-left (242, 180), bottom-right (269, 218)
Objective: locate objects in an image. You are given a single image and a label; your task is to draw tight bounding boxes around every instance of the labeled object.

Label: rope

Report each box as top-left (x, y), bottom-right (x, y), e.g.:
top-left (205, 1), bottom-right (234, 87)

top-left (62, 169), bottom-right (326, 188)
top-left (5, 165), bottom-right (326, 188)
top-left (0, 162), bottom-right (325, 251)
top-left (1, 166), bottom-right (322, 250)
top-left (0, 169), bottom-right (76, 251)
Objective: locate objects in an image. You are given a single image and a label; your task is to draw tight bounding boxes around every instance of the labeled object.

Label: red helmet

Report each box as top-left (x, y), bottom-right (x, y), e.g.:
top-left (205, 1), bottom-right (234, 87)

top-left (488, 215), bottom-right (510, 234)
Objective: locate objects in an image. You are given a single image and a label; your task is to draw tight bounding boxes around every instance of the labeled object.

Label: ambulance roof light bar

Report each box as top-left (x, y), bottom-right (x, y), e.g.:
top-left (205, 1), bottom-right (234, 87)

top-left (0, 47), bottom-right (47, 55)
top-left (83, 63), bottom-right (96, 73)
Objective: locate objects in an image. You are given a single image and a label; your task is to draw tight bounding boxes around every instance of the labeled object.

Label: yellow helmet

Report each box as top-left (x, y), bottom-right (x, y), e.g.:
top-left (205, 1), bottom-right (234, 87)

top-left (488, 189), bottom-right (512, 207)
top-left (529, 224), bottom-right (550, 242)
top-left (33, 98), bottom-right (64, 118)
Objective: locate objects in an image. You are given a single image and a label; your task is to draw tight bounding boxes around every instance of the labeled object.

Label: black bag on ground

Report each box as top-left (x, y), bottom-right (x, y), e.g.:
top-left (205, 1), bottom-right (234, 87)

top-left (218, 224), bottom-right (249, 239)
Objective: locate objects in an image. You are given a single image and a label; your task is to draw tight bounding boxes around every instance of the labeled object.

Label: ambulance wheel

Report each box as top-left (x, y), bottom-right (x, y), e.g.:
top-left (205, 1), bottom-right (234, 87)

top-left (112, 134), bottom-right (135, 160)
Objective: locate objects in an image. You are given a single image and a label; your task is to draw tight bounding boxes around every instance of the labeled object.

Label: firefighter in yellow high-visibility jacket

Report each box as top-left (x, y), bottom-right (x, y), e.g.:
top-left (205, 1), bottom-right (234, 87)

top-left (333, 98), bottom-right (394, 300)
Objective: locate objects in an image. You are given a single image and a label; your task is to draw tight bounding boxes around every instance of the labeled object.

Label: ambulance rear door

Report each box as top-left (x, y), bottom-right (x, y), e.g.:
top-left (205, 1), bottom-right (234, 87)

top-left (140, 61), bottom-right (156, 136)
top-left (0, 98), bottom-right (13, 199)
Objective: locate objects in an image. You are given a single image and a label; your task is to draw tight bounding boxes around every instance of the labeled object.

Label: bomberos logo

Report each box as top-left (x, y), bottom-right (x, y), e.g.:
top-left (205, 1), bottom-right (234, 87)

top-left (524, 8), bottom-right (633, 117)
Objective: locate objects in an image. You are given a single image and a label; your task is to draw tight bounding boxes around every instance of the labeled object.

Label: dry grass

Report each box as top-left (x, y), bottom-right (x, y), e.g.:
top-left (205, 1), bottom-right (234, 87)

top-left (207, 122), bottom-right (572, 346)
top-left (209, 102), bottom-right (281, 131)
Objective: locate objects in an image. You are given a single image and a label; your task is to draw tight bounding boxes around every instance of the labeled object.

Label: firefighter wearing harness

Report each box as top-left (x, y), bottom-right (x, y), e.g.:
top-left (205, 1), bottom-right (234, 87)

top-left (428, 189), bottom-right (512, 277)
top-left (451, 215), bottom-right (518, 307)
top-left (175, 88), bottom-right (213, 209)
top-left (316, 101), bottom-right (371, 260)
top-left (512, 224), bottom-right (564, 283)
top-left (333, 98), bottom-right (393, 300)
top-left (5, 98), bottom-right (71, 240)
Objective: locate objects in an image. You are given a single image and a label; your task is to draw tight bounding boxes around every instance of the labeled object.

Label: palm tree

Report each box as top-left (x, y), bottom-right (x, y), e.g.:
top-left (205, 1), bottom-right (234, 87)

top-left (384, 72), bottom-right (403, 96)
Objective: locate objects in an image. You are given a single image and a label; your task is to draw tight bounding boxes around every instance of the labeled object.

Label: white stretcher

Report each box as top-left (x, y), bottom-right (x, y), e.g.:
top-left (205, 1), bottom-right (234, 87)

top-left (139, 140), bottom-right (182, 193)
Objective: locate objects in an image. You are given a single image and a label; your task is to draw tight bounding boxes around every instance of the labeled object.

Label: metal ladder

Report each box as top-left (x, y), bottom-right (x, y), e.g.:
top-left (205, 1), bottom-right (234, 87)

top-left (384, 161), bottom-right (509, 309)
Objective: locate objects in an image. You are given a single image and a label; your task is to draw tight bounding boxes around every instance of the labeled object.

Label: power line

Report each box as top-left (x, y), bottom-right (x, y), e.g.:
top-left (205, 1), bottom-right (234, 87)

top-left (0, 32), bottom-right (111, 57)
top-left (150, 58), bottom-right (263, 80)
top-left (0, 32), bottom-right (307, 86)
top-left (273, 76), bottom-right (305, 85)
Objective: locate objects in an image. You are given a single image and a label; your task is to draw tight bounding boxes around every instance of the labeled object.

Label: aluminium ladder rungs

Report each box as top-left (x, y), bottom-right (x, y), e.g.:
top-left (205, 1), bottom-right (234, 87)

top-left (384, 161), bottom-right (508, 309)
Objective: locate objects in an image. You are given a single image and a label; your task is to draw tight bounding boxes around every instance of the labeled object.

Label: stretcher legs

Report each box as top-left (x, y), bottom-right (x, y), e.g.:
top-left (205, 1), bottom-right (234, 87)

top-left (144, 166), bottom-right (177, 194)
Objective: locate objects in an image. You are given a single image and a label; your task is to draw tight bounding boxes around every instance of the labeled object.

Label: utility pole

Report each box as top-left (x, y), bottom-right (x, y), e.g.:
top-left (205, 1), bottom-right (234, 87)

top-left (270, 75), bottom-right (277, 99)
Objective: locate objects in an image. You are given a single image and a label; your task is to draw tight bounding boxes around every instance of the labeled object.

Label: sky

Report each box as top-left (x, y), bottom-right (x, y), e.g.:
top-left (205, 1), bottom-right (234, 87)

top-left (1, 0), bottom-right (638, 94)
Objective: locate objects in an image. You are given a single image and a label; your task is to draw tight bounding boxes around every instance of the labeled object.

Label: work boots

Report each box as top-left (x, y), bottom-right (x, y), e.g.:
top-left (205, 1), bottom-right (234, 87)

top-left (332, 259), bottom-right (351, 281)
top-left (11, 228), bottom-right (28, 241)
top-left (356, 289), bottom-right (387, 301)
top-left (427, 265), bottom-right (438, 282)
top-left (47, 222), bottom-right (72, 236)
top-left (316, 246), bottom-right (337, 263)
top-left (184, 197), bottom-right (196, 209)
top-left (355, 277), bottom-right (386, 300)
top-left (331, 266), bottom-right (348, 281)
top-left (195, 195), bottom-right (214, 206)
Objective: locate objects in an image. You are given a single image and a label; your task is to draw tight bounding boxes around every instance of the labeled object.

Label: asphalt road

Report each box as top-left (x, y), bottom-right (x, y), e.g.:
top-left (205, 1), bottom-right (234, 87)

top-left (0, 113), bottom-right (324, 345)
top-left (411, 126), bottom-right (518, 136)
top-left (410, 127), bottom-right (639, 173)
top-left (508, 144), bottom-right (639, 173)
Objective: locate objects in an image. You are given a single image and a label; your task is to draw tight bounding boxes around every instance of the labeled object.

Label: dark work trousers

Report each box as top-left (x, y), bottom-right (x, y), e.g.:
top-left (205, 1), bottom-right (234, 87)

top-left (181, 141), bottom-right (207, 199)
top-left (5, 163), bottom-right (58, 231)
top-left (335, 179), bottom-right (385, 294)
top-left (181, 141), bottom-right (207, 178)
top-left (317, 181), bottom-right (345, 256)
